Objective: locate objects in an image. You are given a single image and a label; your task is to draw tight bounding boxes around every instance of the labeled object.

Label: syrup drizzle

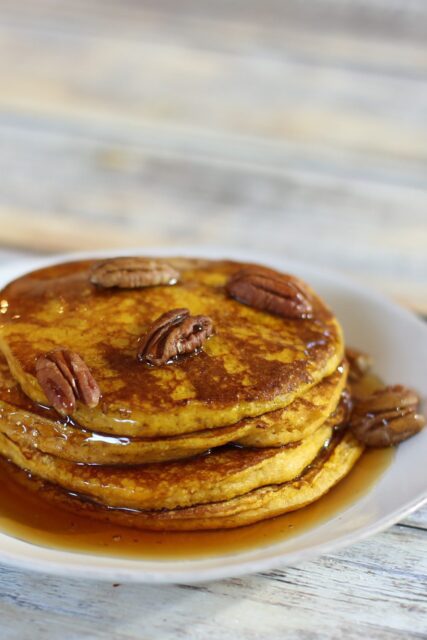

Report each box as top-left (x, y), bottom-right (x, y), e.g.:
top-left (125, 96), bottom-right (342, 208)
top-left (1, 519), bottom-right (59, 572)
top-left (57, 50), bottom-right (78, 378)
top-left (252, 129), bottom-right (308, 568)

top-left (0, 370), bottom-right (394, 560)
top-left (0, 446), bottom-right (393, 560)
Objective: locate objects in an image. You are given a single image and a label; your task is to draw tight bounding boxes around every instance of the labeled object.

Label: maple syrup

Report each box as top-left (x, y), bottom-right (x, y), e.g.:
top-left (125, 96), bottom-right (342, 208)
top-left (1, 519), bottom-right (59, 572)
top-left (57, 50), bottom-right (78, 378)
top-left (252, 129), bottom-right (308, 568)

top-left (0, 370), bottom-right (394, 560)
top-left (0, 446), bottom-right (393, 560)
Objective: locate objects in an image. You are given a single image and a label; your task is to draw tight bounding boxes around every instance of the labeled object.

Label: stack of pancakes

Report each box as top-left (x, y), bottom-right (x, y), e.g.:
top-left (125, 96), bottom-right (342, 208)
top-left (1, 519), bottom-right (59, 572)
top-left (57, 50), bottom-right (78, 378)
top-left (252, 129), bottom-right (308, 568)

top-left (0, 257), bottom-right (364, 530)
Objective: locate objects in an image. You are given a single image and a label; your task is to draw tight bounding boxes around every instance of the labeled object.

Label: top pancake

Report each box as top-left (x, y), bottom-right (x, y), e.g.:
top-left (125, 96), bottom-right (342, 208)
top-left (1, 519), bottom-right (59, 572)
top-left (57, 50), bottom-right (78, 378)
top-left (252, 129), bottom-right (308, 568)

top-left (0, 257), bottom-right (344, 436)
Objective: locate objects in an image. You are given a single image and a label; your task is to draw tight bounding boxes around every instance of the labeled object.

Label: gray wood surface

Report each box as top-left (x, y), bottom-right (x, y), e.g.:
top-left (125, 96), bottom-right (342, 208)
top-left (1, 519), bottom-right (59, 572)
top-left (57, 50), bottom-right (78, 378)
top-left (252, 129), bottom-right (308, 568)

top-left (0, 1), bottom-right (426, 637)
top-left (0, 0), bottom-right (426, 310)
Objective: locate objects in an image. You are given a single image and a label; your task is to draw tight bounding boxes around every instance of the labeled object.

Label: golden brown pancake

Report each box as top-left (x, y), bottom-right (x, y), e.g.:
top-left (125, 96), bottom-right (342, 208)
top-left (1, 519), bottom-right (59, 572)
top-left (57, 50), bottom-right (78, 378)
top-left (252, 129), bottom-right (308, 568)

top-left (0, 258), bottom-right (344, 437)
top-left (0, 354), bottom-right (252, 463)
top-left (0, 355), bottom-right (346, 464)
top-left (7, 430), bottom-right (364, 530)
top-left (237, 363), bottom-right (347, 447)
top-left (0, 255), bottom-right (364, 536)
top-left (0, 413), bottom-right (341, 510)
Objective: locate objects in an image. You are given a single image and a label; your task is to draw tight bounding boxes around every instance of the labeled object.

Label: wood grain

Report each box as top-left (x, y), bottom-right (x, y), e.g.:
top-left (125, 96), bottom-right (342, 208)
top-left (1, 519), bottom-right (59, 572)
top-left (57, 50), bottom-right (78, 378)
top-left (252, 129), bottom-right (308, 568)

top-left (0, 521), bottom-right (426, 640)
top-left (0, 0), bottom-right (426, 310)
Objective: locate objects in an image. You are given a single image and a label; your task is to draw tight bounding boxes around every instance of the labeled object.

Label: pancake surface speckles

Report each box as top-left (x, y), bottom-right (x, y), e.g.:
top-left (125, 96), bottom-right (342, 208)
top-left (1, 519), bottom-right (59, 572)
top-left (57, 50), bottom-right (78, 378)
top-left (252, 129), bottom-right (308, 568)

top-left (0, 410), bottom-right (343, 510)
top-left (0, 258), bottom-right (344, 436)
top-left (0, 255), bottom-right (371, 537)
top-left (237, 363), bottom-right (347, 447)
top-left (6, 430), bottom-right (364, 531)
top-left (0, 356), bottom-right (346, 464)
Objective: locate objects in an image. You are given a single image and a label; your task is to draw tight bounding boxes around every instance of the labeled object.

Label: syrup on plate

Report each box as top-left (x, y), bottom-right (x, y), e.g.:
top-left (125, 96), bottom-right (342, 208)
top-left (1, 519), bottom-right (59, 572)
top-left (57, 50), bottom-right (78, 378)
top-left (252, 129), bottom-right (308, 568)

top-left (0, 447), bottom-right (392, 560)
top-left (0, 372), bottom-right (393, 560)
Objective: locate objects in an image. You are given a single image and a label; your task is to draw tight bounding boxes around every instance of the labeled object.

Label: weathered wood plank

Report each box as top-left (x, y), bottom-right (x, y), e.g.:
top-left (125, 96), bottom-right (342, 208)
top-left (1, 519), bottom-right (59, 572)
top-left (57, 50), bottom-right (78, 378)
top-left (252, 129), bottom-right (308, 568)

top-left (0, 603), bottom-right (116, 640)
top-left (400, 503), bottom-right (427, 530)
top-left (1, 0), bottom-right (427, 47)
top-left (0, 0), bottom-right (425, 310)
top-left (0, 524), bottom-right (425, 639)
top-left (0, 122), bottom-right (426, 310)
top-left (0, 12), bottom-right (425, 161)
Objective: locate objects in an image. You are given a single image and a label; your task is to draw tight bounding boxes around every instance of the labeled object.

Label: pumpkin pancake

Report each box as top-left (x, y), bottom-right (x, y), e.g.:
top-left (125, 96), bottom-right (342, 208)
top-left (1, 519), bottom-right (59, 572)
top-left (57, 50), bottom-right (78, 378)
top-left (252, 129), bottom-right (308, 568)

top-left (0, 355), bottom-right (346, 464)
top-left (0, 407), bottom-right (253, 466)
top-left (6, 429), bottom-right (364, 531)
top-left (0, 258), bottom-right (344, 437)
top-left (237, 362), bottom-right (348, 447)
top-left (0, 406), bottom-right (345, 511)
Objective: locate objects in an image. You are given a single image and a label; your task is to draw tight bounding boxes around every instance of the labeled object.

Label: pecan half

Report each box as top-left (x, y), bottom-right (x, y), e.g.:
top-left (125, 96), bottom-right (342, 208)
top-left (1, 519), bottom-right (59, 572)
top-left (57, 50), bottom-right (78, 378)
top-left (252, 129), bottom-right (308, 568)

top-left (138, 308), bottom-right (214, 366)
top-left (90, 257), bottom-right (179, 289)
top-left (346, 347), bottom-right (374, 382)
top-left (350, 385), bottom-right (426, 447)
top-left (226, 267), bottom-right (312, 319)
top-left (36, 349), bottom-right (101, 415)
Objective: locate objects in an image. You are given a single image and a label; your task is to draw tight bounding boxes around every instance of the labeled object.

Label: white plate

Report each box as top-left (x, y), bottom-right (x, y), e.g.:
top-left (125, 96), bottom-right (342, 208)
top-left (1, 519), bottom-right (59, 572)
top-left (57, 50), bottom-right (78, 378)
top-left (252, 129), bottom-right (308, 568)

top-left (0, 246), bottom-right (425, 584)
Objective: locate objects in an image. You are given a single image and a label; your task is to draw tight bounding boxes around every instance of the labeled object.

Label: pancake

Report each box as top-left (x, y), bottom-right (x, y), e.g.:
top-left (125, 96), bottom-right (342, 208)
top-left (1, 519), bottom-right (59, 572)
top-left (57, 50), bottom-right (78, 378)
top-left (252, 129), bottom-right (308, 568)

top-left (0, 408), bottom-right (253, 466)
top-left (0, 355), bottom-right (346, 464)
top-left (0, 255), bottom-right (369, 537)
top-left (237, 362), bottom-right (347, 447)
top-left (0, 408), bottom-right (344, 510)
top-left (0, 257), bottom-right (344, 437)
top-left (7, 430), bottom-right (364, 530)
top-left (0, 355), bottom-right (252, 463)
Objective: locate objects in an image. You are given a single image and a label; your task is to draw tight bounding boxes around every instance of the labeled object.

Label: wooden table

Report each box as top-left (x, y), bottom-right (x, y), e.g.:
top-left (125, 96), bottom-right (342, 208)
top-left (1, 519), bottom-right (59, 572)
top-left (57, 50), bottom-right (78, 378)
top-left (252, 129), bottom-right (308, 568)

top-left (0, 2), bottom-right (426, 637)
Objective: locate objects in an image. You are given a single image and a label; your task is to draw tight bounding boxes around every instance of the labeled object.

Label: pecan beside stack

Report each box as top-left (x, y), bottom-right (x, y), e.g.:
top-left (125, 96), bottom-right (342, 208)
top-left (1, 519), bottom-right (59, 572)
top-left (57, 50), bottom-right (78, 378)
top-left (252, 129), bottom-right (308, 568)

top-left (226, 267), bottom-right (313, 319)
top-left (36, 349), bottom-right (101, 415)
top-left (90, 257), bottom-right (179, 289)
top-left (138, 308), bottom-right (214, 366)
top-left (350, 384), bottom-right (426, 447)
